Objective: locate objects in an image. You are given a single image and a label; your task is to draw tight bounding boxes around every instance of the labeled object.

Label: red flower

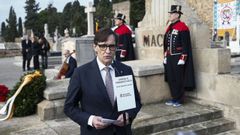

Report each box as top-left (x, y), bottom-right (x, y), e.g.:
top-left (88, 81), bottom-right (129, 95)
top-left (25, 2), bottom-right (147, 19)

top-left (0, 84), bottom-right (9, 96)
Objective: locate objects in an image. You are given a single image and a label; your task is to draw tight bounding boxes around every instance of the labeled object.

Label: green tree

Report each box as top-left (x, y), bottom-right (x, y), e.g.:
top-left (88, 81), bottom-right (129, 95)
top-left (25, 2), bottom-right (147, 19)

top-left (94, 0), bottom-right (100, 6)
top-left (95, 0), bottom-right (113, 29)
top-left (18, 17), bottom-right (23, 37)
top-left (46, 3), bottom-right (59, 37)
top-left (60, 2), bottom-right (72, 35)
top-left (1, 22), bottom-right (6, 38)
top-left (112, 0), bottom-right (127, 3)
top-left (72, 0), bottom-right (86, 36)
top-left (5, 6), bottom-right (18, 42)
top-left (37, 10), bottom-right (48, 35)
top-left (24, 0), bottom-right (40, 34)
top-left (130, 0), bottom-right (145, 28)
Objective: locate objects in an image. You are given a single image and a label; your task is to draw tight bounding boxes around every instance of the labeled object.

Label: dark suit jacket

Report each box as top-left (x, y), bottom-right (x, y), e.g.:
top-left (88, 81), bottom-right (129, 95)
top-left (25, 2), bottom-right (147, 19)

top-left (64, 58), bottom-right (142, 135)
top-left (65, 56), bottom-right (77, 78)
top-left (21, 39), bottom-right (32, 56)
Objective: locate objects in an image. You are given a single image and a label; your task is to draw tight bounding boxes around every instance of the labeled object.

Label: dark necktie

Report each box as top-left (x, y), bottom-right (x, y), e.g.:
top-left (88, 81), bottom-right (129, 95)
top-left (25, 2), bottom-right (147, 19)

top-left (104, 67), bottom-right (114, 106)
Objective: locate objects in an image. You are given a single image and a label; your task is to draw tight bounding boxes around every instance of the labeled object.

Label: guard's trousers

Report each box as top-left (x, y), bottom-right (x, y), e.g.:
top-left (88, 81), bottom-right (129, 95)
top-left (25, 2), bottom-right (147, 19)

top-left (165, 55), bottom-right (185, 103)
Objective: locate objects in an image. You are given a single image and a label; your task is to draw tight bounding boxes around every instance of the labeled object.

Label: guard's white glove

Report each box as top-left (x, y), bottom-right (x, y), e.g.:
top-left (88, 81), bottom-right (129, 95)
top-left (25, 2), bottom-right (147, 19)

top-left (177, 59), bottom-right (185, 65)
top-left (163, 57), bottom-right (167, 64)
top-left (120, 50), bottom-right (127, 58)
top-left (163, 51), bottom-right (168, 64)
top-left (177, 54), bottom-right (187, 65)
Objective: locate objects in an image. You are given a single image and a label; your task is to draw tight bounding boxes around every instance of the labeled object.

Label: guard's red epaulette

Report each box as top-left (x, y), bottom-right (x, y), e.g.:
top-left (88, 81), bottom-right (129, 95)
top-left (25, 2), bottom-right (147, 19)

top-left (114, 24), bottom-right (132, 35)
top-left (166, 21), bottom-right (189, 32)
top-left (172, 21), bottom-right (189, 31)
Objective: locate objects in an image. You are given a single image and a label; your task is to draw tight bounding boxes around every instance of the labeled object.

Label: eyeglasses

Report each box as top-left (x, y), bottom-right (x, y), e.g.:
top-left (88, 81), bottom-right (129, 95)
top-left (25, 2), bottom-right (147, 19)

top-left (97, 44), bottom-right (116, 51)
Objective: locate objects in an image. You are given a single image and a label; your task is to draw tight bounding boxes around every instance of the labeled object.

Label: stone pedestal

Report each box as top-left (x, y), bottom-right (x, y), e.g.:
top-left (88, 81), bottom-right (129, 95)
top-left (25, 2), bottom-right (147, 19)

top-left (124, 60), bottom-right (170, 104)
top-left (135, 0), bottom-right (174, 60)
top-left (61, 38), bottom-right (78, 62)
top-left (76, 36), bottom-right (95, 66)
top-left (61, 36), bottom-right (95, 66)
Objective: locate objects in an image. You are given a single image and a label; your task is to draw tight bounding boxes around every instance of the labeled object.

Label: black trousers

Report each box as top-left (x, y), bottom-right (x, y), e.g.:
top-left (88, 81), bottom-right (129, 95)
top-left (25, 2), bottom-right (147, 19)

top-left (22, 53), bottom-right (31, 70)
top-left (33, 55), bottom-right (40, 70)
top-left (165, 55), bottom-right (185, 103)
top-left (41, 54), bottom-right (48, 69)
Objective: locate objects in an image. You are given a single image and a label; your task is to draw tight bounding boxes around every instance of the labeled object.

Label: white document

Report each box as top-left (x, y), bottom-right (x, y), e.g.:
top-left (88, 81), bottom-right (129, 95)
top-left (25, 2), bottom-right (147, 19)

top-left (101, 118), bottom-right (116, 124)
top-left (113, 75), bottom-right (136, 112)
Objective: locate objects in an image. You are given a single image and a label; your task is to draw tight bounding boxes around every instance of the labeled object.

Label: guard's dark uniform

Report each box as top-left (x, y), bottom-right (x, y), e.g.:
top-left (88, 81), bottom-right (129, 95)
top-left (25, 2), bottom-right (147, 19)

top-left (114, 24), bottom-right (135, 61)
top-left (163, 20), bottom-right (195, 103)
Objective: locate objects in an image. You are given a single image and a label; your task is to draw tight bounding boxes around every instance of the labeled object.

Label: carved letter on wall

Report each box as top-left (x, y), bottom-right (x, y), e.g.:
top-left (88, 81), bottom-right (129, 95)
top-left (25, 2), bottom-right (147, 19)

top-left (157, 34), bottom-right (163, 47)
top-left (143, 35), bottom-right (150, 46)
top-left (151, 35), bottom-right (156, 46)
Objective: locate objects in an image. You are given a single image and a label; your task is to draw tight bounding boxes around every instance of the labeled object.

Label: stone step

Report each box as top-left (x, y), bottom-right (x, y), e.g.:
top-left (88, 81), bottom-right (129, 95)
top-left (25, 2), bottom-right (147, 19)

top-left (132, 103), bottom-right (223, 135)
top-left (37, 101), bottom-right (235, 135)
top-left (44, 86), bottom-right (68, 100)
top-left (44, 79), bottom-right (69, 100)
top-left (47, 56), bottom-right (62, 64)
top-left (149, 118), bottom-right (235, 135)
top-left (49, 51), bottom-right (61, 56)
top-left (216, 130), bottom-right (240, 135)
top-left (37, 99), bottom-right (66, 120)
top-left (44, 69), bottom-right (59, 80)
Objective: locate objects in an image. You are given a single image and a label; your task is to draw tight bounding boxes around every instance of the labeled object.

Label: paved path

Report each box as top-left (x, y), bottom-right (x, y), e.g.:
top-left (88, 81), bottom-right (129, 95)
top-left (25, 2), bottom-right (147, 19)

top-left (0, 57), bottom-right (24, 90)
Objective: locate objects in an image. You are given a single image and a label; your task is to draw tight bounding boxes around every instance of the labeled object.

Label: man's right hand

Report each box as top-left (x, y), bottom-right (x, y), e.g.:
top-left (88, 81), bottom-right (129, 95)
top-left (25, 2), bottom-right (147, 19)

top-left (120, 50), bottom-right (127, 58)
top-left (163, 57), bottom-right (167, 64)
top-left (163, 51), bottom-right (167, 64)
top-left (92, 116), bottom-right (109, 129)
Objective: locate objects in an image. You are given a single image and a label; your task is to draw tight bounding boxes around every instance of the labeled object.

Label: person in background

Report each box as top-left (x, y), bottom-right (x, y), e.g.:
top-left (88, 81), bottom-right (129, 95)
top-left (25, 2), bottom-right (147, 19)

top-left (113, 13), bottom-right (135, 61)
top-left (163, 5), bottom-right (195, 107)
top-left (62, 49), bottom-right (77, 79)
top-left (31, 36), bottom-right (41, 70)
top-left (39, 35), bottom-right (50, 69)
top-left (21, 35), bottom-right (32, 71)
top-left (64, 28), bottom-right (142, 135)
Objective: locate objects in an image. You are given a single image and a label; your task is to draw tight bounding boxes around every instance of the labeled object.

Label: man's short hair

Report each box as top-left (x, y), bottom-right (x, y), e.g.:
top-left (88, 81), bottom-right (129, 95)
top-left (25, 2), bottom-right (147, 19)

top-left (94, 28), bottom-right (118, 46)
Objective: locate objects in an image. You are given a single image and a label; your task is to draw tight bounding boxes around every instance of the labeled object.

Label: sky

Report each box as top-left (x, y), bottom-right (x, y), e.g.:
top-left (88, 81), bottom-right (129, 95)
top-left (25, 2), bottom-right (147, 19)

top-left (0, 0), bottom-right (92, 24)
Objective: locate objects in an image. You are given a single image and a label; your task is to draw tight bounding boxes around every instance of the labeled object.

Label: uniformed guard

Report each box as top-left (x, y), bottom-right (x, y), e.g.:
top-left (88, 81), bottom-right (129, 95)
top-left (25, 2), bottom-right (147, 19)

top-left (112, 13), bottom-right (135, 61)
top-left (163, 5), bottom-right (195, 107)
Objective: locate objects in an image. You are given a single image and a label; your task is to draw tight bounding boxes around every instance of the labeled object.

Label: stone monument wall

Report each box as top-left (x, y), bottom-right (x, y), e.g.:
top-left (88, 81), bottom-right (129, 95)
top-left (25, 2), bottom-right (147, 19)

top-left (186, 0), bottom-right (213, 28)
top-left (112, 1), bottom-right (131, 24)
top-left (61, 38), bottom-right (77, 62)
top-left (61, 36), bottom-right (95, 66)
top-left (134, 0), bottom-right (240, 128)
top-left (0, 42), bottom-right (21, 57)
top-left (135, 0), bottom-right (175, 60)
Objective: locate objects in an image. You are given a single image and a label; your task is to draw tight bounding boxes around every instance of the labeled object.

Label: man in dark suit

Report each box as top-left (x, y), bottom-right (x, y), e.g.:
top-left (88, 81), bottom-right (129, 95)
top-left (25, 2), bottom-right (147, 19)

top-left (64, 28), bottom-right (142, 135)
top-left (62, 49), bottom-right (77, 78)
top-left (21, 35), bottom-right (32, 71)
top-left (39, 35), bottom-right (50, 69)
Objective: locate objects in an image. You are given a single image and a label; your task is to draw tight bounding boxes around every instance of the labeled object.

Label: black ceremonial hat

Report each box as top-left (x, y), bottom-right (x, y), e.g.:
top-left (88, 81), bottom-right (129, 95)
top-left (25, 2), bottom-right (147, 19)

top-left (168, 5), bottom-right (183, 14)
top-left (115, 13), bottom-right (126, 21)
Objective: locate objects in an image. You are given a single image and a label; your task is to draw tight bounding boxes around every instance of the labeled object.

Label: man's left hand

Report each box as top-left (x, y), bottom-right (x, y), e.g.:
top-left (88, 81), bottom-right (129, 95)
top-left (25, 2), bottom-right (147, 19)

top-left (120, 50), bottom-right (127, 58)
top-left (177, 59), bottom-right (185, 65)
top-left (114, 113), bottom-right (129, 127)
top-left (178, 54), bottom-right (187, 65)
